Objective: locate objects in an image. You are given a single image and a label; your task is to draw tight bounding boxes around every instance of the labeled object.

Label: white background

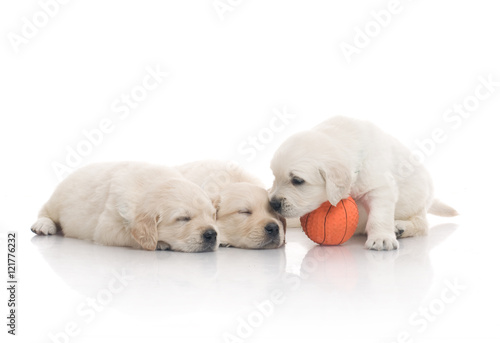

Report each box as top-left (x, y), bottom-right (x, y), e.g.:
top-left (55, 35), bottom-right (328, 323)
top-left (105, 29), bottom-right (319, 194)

top-left (1, 1), bottom-right (499, 342)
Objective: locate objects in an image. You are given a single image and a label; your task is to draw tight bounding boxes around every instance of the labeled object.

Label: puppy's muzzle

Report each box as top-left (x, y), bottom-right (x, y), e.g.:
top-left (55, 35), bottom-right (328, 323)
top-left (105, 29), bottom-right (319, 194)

top-left (203, 228), bottom-right (217, 243)
top-left (264, 223), bottom-right (279, 237)
top-left (260, 222), bottom-right (283, 249)
top-left (201, 228), bottom-right (218, 251)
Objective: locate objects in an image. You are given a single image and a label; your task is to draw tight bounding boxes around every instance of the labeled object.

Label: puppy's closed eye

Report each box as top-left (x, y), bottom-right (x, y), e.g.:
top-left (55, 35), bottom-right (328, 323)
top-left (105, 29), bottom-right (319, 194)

top-left (176, 216), bottom-right (191, 222)
top-left (291, 177), bottom-right (305, 186)
top-left (238, 209), bottom-right (252, 215)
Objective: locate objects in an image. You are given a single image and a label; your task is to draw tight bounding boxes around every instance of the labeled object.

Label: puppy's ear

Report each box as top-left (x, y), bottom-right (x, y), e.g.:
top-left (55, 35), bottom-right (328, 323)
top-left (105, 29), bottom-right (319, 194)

top-left (319, 163), bottom-right (352, 206)
top-left (131, 212), bottom-right (159, 251)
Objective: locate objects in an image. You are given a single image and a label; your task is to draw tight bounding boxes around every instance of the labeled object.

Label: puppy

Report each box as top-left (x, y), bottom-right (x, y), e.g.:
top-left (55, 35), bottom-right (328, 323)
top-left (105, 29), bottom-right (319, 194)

top-left (31, 162), bottom-right (218, 252)
top-left (177, 160), bottom-right (286, 249)
top-left (269, 116), bottom-right (458, 251)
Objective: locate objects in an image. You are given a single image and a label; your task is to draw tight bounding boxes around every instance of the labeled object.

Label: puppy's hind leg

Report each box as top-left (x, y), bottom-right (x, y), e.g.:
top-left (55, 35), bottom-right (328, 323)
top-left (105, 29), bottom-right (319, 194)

top-left (395, 212), bottom-right (429, 238)
top-left (31, 217), bottom-right (57, 235)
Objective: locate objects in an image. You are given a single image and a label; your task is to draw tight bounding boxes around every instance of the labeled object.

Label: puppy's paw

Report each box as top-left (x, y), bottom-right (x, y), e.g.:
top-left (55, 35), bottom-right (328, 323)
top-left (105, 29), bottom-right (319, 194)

top-left (395, 221), bottom-right (406, 238)
top-left (395, 220), bottom-right (417, 238)
top-left (156, 241), bottom-right (170, 251)
top-left (365, 234), bottom-right (399, 251)
top-left (30, 218), bottom-right (57, 235)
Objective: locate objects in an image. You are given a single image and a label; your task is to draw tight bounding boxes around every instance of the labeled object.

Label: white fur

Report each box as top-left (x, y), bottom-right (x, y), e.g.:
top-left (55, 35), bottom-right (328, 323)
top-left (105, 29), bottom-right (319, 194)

top-left (270, 116), bottom-right (458, 251)
top-left (177, 160), bottom-right (286, 249)
top-left (31, 162), bottom-right (218, 252)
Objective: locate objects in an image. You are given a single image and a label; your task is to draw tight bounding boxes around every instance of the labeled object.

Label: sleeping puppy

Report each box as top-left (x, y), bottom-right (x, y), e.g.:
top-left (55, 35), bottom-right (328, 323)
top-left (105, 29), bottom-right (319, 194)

top-left (177, 160), bottom-right (286, 249)
top-left (31, 162), bottom-right (219, 252)
top-left (269, 116), bottom-right (458, 251)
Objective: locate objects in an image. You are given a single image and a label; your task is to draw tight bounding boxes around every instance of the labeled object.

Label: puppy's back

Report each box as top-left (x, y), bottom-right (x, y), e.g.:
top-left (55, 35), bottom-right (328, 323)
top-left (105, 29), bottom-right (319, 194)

top-left (177, 160), bottom-right (264, 190)
top-left (41, 163), bottom-right (124, 238)
top-left (41, 162), bottom-right (182, 240)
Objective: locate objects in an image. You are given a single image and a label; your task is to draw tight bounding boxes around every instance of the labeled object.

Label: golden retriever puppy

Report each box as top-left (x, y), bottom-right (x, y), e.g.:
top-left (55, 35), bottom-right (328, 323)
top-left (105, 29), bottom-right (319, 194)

top-left (177, 160), bottom-right (286, 249)
top-left (269, 116), bottom-right (458, 251)
top-left (31, 162), bottom-right (218, 252)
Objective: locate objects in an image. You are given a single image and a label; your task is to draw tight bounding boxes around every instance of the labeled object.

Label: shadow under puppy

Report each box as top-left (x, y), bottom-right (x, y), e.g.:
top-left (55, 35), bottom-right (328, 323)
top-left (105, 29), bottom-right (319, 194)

top-left (177, 160), bottom-right (286, 249)
top-left (31, 162), bottom-right (219, 252)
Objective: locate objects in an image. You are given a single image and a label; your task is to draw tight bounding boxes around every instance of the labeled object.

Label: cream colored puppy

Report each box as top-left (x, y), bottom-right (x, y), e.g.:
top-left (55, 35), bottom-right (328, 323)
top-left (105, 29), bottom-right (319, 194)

top-left (270, 116), bottom-right (458, 251)
top-left (177, 160), bottom-right (286, 249)
top-left (31, 162), bottom-right (219, 252)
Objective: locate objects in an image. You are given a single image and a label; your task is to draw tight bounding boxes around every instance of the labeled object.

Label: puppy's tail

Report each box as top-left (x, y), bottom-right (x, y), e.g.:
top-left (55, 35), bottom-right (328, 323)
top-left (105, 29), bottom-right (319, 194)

top-left (428, 199), bottom-right (459, 217)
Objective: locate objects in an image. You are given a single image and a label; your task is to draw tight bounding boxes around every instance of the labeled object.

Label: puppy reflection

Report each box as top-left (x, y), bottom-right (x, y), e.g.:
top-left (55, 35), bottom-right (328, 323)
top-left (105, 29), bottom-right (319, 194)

top-left (31, 162), bottom-right (218, 252)
top-left (31, 233), bottom-right (287, 316)
top-left (178, 160), bottom-right (286, 249)
top-left (297, 224), bottom-right (457, 308)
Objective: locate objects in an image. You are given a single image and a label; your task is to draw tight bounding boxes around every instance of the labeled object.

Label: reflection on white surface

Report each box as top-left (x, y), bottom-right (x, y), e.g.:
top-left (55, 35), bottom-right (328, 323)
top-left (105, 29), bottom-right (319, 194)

top-left (31, 233), bottom-right (287, 318)
top-left (17, 221), bottom-right (489, 343)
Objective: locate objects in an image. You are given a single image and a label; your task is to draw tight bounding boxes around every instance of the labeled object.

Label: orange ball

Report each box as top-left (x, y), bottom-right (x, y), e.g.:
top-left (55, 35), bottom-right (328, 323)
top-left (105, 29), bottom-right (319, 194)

top-left (300, 197), bottom-right (359, 245)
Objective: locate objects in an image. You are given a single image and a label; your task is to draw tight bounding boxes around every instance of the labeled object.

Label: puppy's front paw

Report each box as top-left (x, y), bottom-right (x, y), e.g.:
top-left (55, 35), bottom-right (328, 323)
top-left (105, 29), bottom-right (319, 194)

top-left (365, 234), bottom-right (399, 251)
top-left (30, 218), bottom-right (57, 235)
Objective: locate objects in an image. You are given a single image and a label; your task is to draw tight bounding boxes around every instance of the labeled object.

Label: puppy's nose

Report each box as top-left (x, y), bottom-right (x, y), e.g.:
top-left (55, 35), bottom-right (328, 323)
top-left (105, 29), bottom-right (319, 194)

top-left (270, 198), bottom-right (282, 211)
top-left (202, 228), bottom-right (217, 243)
top-left (264, 223), bottom-right (279, 237)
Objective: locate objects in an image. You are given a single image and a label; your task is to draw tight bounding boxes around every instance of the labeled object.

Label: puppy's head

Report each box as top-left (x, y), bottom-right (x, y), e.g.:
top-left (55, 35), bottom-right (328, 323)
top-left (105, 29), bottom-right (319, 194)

top-left (269, 131), bottom-right (352, 217)
top-left (216, 182), bottom-right (286, 249)
top-left (131, 178), bottom-right (219, 252)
